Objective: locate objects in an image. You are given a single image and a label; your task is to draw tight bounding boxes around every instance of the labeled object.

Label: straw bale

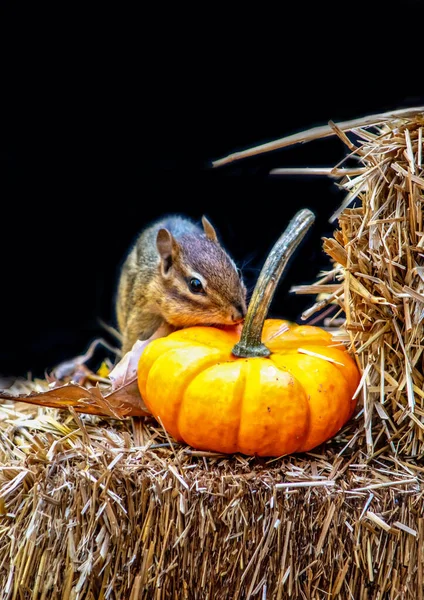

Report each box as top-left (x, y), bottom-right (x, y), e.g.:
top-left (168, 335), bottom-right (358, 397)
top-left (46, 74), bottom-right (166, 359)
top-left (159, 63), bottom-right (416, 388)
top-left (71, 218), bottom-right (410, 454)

top-left (288, 109), bottom-right (424, 459)
top-left (0, 390), bottom-right (424, 599)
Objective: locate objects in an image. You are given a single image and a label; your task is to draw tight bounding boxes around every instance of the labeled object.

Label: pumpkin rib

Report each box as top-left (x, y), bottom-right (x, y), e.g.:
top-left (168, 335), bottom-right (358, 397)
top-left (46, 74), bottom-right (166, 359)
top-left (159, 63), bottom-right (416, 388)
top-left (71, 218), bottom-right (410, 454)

top-left (295, 343), bottom-right (360, 412)
top-left (144, 344), bottom-right (229, 442)
top-left (237, 359), bottom-right (311, 456)
top-left (179, 360), bottom-right (248, 454)
top-left (232, 359), bottom-right (249, 453)
top-left (270, 352), bottom-right (355, 452)
top-left (138, 338), bottom-right (191, 399)
top-left (175, 357), bottom-right (234, 442)
top-left (167, 326), bottom-right (240, 352)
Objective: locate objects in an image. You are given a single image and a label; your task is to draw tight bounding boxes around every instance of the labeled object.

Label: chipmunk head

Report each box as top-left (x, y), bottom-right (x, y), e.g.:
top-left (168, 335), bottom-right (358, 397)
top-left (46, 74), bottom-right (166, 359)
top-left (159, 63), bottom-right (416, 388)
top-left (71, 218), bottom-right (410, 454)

top-left (155, 216), bottom-right (247, 328)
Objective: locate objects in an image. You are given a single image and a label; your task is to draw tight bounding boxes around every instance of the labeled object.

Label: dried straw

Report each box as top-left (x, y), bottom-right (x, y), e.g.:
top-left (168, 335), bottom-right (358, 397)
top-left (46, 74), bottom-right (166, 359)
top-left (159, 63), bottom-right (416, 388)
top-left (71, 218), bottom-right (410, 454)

top-left (1, 391), bottom-right (424, 599)
top-left (287, 109), bottom-right (424, 460)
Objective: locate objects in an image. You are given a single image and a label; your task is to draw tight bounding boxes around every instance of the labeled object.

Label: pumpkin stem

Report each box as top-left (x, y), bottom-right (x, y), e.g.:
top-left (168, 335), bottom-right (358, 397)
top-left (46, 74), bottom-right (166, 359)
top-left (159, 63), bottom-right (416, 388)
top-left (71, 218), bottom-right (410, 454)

top-left (232, 209), bottom-right (315, 358)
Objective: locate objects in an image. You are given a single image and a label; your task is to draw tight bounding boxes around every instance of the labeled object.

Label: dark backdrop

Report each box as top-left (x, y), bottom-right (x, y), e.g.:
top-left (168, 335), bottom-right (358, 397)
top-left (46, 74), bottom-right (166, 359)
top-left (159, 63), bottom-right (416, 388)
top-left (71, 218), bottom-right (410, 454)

top-left (2, 2), bottom-right (423, 378)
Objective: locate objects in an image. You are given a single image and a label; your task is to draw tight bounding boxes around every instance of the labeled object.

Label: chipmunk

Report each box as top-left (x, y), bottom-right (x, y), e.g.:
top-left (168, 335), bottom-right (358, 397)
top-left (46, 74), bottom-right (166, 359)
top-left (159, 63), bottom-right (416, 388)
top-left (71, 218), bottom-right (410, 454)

top-left (116, 214), bottom-right (247, 354)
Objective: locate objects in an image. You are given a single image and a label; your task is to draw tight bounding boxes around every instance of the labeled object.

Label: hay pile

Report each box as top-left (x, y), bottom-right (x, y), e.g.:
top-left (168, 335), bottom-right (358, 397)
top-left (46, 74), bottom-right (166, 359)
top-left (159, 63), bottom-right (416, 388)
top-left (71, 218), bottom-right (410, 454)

top-left (1, 107), bottom-right (423, 599)
top-left (289, 108), bottom-right (424, 459)
top-left (0, 392), bottom-right (422, 599)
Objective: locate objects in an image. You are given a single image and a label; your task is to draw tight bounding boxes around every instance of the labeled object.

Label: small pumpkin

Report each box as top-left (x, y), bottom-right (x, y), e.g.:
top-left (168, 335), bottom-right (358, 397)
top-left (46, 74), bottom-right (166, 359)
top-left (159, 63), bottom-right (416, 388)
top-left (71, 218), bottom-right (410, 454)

top-left (137, 210), bottom-right (361, 457)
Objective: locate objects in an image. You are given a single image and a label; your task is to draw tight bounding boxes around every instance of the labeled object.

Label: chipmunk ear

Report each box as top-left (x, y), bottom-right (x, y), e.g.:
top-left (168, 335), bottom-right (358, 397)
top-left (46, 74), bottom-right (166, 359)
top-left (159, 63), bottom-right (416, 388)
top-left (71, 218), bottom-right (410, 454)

top-left (157, 228), bottom-right (179, 275)
top-left (201, 215), bottom-right (218, 243)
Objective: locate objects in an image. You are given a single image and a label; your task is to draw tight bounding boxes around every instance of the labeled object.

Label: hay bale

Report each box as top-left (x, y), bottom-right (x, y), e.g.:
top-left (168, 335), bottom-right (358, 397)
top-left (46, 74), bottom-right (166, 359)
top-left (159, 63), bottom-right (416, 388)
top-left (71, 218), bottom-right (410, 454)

top-left (291, 110), bottom-right (424, 459)
top-left (0, 397), bottom-right (423, 599)
top-left (1, 108), bottom-right (424, 599)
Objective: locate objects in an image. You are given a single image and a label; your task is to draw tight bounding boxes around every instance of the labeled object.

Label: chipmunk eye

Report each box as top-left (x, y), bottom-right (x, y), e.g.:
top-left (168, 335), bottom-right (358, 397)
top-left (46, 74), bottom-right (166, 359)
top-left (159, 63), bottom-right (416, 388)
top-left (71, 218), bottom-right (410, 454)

top-left (188, 277), bottom-right (204, 294)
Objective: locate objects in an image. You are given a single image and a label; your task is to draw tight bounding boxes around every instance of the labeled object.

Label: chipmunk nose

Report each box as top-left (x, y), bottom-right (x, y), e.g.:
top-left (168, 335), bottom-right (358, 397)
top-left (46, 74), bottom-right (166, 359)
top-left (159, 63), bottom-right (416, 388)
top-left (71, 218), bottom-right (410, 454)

top-left (232, 303), bottom-right (246, 322)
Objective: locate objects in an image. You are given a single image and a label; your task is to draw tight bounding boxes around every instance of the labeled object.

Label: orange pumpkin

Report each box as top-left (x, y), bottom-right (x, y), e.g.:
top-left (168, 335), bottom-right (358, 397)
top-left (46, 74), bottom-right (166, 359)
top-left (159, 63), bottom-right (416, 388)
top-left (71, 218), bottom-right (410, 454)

top-left (137, 209), bottom-right (361, 457)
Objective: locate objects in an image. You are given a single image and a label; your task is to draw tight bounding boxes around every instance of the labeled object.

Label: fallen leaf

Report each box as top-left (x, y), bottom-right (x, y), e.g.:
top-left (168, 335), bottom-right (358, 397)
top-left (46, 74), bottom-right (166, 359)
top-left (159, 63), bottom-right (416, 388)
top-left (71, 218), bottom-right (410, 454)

top-left (0, 380), bottom-right (150, 419)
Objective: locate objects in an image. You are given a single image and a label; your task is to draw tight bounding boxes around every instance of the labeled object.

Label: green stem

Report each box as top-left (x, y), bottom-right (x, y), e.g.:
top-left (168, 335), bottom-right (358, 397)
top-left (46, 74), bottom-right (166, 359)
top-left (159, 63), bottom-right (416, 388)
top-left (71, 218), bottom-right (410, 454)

top-left (232, 209), bottom-right (315, 358)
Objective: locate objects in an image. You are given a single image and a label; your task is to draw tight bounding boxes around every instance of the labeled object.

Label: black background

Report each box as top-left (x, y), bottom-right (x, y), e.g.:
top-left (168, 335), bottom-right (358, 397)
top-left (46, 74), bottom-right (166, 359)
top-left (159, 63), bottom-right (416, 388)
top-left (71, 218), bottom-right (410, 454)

top-left (2, 2), bottom-right (423, 379)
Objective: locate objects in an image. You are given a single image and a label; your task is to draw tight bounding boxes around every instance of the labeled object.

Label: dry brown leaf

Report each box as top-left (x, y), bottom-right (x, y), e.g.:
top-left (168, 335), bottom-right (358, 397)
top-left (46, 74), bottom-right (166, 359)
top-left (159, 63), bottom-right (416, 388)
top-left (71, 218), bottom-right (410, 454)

top-left (0, 380), bottom-right (150, 418)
